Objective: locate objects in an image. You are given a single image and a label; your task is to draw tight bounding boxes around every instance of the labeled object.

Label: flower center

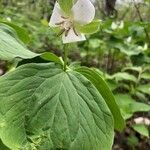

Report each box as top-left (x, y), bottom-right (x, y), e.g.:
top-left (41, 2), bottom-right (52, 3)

top-left (55, 16), bottom-right (73, 30)
top-left (55, 16), bottom-right (79, 37)
top-left (62, 20), bottom-right (73, 30)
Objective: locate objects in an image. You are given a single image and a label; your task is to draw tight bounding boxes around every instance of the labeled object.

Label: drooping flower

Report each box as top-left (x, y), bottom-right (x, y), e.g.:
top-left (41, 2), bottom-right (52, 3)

top-left (49, 0), bottom-right (97, 44)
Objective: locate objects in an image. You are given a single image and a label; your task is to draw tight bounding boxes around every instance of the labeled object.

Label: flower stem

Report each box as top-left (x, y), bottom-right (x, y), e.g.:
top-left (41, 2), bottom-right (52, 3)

top-left (63, 44), bottom-right (69, 71)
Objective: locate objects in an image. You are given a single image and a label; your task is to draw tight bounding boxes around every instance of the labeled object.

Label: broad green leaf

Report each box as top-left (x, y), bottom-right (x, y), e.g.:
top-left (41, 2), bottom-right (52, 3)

top-left (0, 21), bottom-right (30, 44)
top-left (0, 140), bottom-right (10, 150)
top-left (137, 84), bottom-right (150, 95)
top-left (132, 124), bottom-right (149, 138)
top-left (122, 66), bottom-right (142, 73)
top-left (58, 0), bottom-right (74, 15)
top-left (41, 52), bottom-right (63, 65)
top-left (75, 67), bottom-right (125, 131)
top-left (115, 43), bottom-right (142, 56)
top-left (0, 24), bottom-right (39, 61)
top-left (111, 72), bottom-right (137, 82)
top-left (131, 102), bottom-right (150, 113)
top-left (0, 23), bottom-right (18, 39)
top-left (0, 63), bottom-right (114, 150)
top-left (115, 94), bottom-right (150, 120)
top-left (135, 91), bottom-right (147, 102)
top-left (141, 72), bottom-right (150, 80)
top-left (77, 20), bottom-right (101, 34)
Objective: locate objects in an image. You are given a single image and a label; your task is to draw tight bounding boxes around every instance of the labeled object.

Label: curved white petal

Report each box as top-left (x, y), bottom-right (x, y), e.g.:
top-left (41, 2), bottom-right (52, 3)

top-left (72, 0), bottom-right (95, 24)
top-left (49, 2), bottom-right (64, 27)
top-left (62, 28), bottom-right (86, 43)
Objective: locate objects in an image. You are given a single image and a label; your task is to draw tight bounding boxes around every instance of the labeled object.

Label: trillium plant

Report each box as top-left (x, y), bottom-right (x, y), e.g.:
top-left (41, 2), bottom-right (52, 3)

top-left (0, 0), bottom-right (124, 150)
top-left (49, 0), bottom-right (101, 71)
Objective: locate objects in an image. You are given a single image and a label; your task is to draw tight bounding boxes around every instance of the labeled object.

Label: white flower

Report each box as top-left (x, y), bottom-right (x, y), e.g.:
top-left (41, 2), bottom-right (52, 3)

top-left (111, 22), bottom-right (118, 30)
top-left (111, 21), bottom-right (124, 30)
top-left (126, 36), bottom-right (132, 43)
top-left (49, 0), bottom-right (95, 44)
top-left (134, 117), bottom-right (150, 126)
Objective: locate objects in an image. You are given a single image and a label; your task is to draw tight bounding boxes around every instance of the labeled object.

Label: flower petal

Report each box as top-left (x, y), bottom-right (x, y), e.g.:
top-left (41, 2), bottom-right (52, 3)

top-left (72, 0), bottom-right (95, 24)
top-left (62, 28), bottom-right (86, 43)
top-left (49, 2), bottom-right (64, 27)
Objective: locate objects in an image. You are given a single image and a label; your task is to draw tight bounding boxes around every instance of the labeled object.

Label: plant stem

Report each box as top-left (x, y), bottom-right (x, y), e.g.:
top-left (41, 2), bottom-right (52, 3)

top-left (63, 44), bottom-right (69, 71)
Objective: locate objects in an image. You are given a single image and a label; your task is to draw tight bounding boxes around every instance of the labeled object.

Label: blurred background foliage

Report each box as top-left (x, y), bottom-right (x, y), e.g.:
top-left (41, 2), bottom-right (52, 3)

top-left (0, 0), bottom-right (150, 149)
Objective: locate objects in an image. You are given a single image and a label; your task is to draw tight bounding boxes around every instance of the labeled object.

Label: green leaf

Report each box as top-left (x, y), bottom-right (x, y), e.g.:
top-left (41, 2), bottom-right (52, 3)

top-left (0, 24), bottom-right (39, 61)
top-left (58, 0), bottom-right (74, 15)
top-left (114, 43), bottom-right (142, 56)
top-left (0, 63), bottom-right (114, 150)
top-left (115, 94), bottom-right (150, 120)
top-left (111, 72), bottom-right (137, 82)
top-left (131, 102), bottom-right (150, 113)
top-left (0, 140), bottom-right (10, 150)
top-left (77, 20), bottom-right (101, 34)
top-left (127, 135), bottom-right (139, 147)
top-left (141, 72), bottom-right (150, 80)
top-left (0, 21), bottom-right (30, 44)
top-left (137, 84), bottom-right (150, 95)
top-left (135, 91), bottom-right (147, 102)
top-left (40, 52), bottom-right (63, 65)
top-left (123, 66), bottom-right (142, 73)
top-left (75, 67), bottom-right (125, 131)
top-left (132, 124), bottom-right (149, 138)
